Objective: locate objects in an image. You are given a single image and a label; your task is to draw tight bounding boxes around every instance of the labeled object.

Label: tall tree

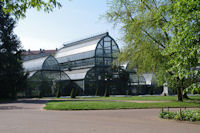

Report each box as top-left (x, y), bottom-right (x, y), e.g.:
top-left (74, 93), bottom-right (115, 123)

top-left (106, 0), bottom-right (189, 101)
top-left (162, 0), bottom-right (200, 94)
top-left (0, 4), bottom-right (27, 99)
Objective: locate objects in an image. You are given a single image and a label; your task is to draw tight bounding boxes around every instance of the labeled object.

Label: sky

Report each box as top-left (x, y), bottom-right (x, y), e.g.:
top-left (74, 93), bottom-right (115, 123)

top-left (14, 0), bottom-right (123, 50)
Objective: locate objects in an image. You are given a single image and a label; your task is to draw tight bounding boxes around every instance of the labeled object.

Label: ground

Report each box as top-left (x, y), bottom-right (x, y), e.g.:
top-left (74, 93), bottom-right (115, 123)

top-left (0, 99), bottom-right (199, 133)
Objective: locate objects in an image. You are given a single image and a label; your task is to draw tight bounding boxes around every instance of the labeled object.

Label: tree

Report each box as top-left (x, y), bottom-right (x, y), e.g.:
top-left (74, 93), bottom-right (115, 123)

top-left (162, 0), bottom-right (200, 95)
top-left (1, 0), bottom-right (62, 18)
top-left (0, 4), bottom-right (27, 99)
top-left (106, 0), bottom-right (191, 101)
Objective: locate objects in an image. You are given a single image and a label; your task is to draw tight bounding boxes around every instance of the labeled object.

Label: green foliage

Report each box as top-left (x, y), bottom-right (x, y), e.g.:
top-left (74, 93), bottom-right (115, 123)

top-left (106, 0), bottom-right (200, 101)
top-left (160, 109), bottom-right (200, 122)
top-left (0, 0), bottom-right (62, 18)
top-left (106, 0), bottom-right (172, 85)
top-left (104, 89), bottom-right (108, 97)
top-left (95, 88), bottom-right (98, 96)
top-left (184, 82), bottom-right (200, 94)
top-left (70, 88), bottom-right (76, 98)
top-left (0, 4), bottom-right (27, 99)
top-left (162, 0), bottom-right (200, 81)
top-left (56, 88), bottom-right (60, 98)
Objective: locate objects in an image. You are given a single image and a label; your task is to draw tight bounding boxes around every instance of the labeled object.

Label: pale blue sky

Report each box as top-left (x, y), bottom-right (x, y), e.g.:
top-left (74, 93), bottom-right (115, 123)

top-left (14, 0), bottom-right (122, 50)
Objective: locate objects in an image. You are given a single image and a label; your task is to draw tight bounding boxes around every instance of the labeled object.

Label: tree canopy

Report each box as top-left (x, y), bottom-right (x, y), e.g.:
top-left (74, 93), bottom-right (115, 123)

top-left (1, 0), bottom-right (62, 18)
top-left (162, 0), bottom-right (200, 83)
top-left (106, 0), bottom-right (200, 101)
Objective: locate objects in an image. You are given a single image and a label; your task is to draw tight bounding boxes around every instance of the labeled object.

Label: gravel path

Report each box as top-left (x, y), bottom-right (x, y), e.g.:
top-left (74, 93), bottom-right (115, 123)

top-left (0, 99), bottom-right (199, 133)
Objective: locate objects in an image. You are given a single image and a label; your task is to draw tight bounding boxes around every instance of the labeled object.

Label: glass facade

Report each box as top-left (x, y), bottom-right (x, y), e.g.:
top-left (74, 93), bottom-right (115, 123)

top-left (24, 55), bottom-right (71, 97)
top-left (23, 32), bottom-right (148, 97)
top-left (55, 32), bottom-right (123, 95)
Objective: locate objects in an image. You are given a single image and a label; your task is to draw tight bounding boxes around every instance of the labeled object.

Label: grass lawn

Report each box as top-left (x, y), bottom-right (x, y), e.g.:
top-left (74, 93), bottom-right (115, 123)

top-left (58, 95), bottom-right (200, 101)
top-left (44, 100), bottom-right (200, 110)
top-left (79, 96), bottom-right (177, 101)
top-left (45, 95), bottom-right (200, 110)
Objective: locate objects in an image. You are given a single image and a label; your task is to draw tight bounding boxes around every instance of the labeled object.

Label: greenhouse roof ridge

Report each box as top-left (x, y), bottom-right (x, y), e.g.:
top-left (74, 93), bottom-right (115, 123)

top-left (63, 32), bottom-right (109, 48)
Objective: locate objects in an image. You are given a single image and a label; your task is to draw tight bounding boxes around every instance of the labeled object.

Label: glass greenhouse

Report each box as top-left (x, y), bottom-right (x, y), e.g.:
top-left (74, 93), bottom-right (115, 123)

top-left (55, 32), bottom-right (125, 95)
top-left (22, 32), bottom-right (149, 97)
top-left (23, 55), bottom-right (71, 97)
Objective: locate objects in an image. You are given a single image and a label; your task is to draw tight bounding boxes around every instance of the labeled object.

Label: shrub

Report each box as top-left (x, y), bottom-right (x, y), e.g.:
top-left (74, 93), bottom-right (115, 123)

top-left (70, 88), bottom-right (76, 98)
top-left (95, 88), bottom-right (98, 96)
top-left (160, 109), bottom-right (200, 122)
top-left (104, 89), bottom-right (109, 97)
top-left (56, 88), bottom-right (60, 98)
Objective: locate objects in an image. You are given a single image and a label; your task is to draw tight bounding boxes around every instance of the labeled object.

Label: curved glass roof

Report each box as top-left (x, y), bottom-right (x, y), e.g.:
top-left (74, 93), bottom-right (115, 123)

top-left (23, 55), bottom-right (70, 81)
top-left (23, 55), bottom-right (60, 72)
top-left (55, 32), bottom-right (111, 63)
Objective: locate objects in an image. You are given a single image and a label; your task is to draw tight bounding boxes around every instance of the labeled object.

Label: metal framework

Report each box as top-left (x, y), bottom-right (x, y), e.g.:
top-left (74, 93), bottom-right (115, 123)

top-left (22, 32), bottom-right (148, 96)
top-left (55, 32), bottom-right (122, 95)
top-left (23, 55), bottom-right (71, 97)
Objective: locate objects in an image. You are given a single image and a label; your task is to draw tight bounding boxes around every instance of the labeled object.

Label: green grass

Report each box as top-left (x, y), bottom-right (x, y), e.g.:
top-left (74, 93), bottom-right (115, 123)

top-left (58, 95), bottom-right (200, 101)
top-left (79, 96), bottom-right (177, 101)
top-left (44, 100), bottom-right (200, 110)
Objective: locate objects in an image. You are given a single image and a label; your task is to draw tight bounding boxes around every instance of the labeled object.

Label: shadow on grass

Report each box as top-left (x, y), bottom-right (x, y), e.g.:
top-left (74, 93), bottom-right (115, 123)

top-left (47, 99), bottom-right (123, 103)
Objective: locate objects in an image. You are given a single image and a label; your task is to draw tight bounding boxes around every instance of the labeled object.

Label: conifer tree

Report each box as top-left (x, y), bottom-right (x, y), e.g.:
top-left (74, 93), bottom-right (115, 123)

top-left (0, 4), bottom-right (27, 99)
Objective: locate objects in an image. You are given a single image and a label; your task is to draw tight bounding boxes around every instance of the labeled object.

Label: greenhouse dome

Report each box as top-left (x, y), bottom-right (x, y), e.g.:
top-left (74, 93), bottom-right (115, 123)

top-left (55, 32), bottom-right (121, 95)
top-left (23, 55), bottom-right (71, 97)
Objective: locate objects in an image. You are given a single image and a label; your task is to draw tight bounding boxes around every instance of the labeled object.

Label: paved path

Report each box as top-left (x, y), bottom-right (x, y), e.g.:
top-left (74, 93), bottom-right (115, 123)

top-left (0, 99), bottom-right (199, 133)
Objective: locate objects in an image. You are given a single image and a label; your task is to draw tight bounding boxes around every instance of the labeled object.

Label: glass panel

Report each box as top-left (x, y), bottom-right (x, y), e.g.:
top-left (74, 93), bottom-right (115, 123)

top-left (104, 49), bottom-right (111, 57)
top-left (104, 58), bottom-right (112, 66)
top-left (23, 57), bottom-right (46, 71)
top-left (104, 37), bottom-right (111, 42)
top-left (43, 56), bottom-right (60, 70)
top-left (96, 58), bottom-right (104, 65)
top-left (57, 50), bottom-right (95, 63)
top-left (96, 48), bottom-right (103, 56)
top-left (61, 58), bottom-right (95, 69)
top-left (104, 41), bottom-right (111, 48)
top-left (56, 38), bottom-right (100, 58)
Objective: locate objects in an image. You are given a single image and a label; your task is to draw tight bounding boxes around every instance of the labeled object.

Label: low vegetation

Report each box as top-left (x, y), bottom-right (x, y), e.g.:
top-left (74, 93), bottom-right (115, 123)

top-left (160, 109), bottom-right (200, 122)
top-left (60, 95), bottom-right (200, 101)
top-left (44, 100), bottom-right (200, 110)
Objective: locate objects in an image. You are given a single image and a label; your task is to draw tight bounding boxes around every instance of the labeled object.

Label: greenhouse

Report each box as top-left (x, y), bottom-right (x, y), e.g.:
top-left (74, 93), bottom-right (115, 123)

top-left (54, 32), bottom-right (147, 95)
top-left (23, 55), bottom-right (71, 97)
top-left (22, 32), bottom-right (149, 96)
top-left (55, 32), bottom-right (126, 95)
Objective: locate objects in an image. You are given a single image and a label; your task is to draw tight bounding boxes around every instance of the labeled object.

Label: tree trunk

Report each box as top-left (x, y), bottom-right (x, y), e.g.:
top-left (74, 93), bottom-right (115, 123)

top-left (176, 78), bottom-right (183, 102)
top-left (177, 87), bottom-right (183, 101)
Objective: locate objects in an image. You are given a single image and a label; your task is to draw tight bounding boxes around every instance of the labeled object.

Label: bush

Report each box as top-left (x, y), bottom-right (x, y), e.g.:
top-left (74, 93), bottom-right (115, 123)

top-left (56, 88), bottom-right (60, 98)
top-left (70, 88), bottom-right (76, 98)
top-left (95, 88), bottom-right (98, 96)
top-left (104, 89), bottom-right (110, 97)
top-left (160, 109), bottom-right (200, 122)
